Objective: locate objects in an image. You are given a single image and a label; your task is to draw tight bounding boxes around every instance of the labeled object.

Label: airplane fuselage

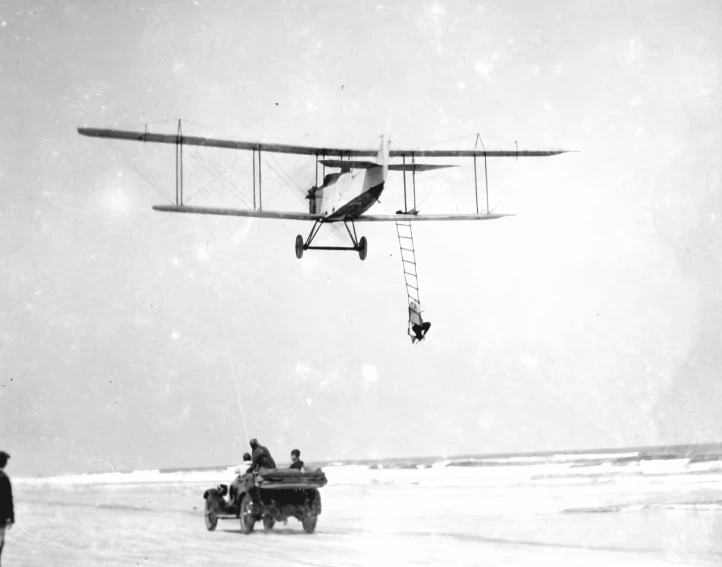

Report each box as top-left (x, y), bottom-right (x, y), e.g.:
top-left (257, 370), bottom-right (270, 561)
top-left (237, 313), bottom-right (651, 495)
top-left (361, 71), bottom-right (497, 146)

top-left (321, 168), bottom-right (385, 221)
top-left (307, 134), bottom-right (390, 222)
top-left (326, 181), bottom-right (384, 220)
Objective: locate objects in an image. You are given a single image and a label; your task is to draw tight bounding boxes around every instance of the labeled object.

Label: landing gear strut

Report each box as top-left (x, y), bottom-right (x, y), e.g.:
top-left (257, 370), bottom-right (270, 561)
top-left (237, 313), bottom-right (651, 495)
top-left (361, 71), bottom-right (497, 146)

top-left (295, 220), bottom-right (368, 261)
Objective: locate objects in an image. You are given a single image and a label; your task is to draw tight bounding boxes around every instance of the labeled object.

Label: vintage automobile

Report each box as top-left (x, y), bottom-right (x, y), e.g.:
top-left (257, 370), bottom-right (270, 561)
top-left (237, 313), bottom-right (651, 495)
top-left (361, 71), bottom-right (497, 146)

top-left (203, 468), bottom-right (328, 534)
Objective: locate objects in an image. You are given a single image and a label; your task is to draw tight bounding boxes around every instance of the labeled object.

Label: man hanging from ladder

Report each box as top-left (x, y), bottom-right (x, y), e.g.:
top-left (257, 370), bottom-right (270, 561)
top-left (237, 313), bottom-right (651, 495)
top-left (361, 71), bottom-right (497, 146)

top-left (408, 301), bottom-right (431, 344)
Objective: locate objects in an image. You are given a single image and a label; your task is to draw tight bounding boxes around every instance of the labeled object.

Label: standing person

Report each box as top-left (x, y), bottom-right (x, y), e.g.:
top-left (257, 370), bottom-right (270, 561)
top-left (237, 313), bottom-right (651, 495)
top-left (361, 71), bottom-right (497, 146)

top-left (0, 451), bottom-right (14, 567)
top-left (246, 439), bottom-right (276, 474)
top-left (289, 449), bottom-right (305, 471)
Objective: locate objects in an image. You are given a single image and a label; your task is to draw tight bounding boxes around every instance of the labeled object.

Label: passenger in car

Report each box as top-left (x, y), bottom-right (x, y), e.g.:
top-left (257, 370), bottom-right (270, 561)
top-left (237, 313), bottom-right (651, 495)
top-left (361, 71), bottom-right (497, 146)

top-left (289, 449), bottom-right (305, 472)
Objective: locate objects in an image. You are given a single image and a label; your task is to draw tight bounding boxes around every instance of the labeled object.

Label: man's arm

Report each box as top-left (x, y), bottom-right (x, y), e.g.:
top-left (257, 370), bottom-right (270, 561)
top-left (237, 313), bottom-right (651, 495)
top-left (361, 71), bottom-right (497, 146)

top-left (0, 475), bottom-right (13, 525)
top-left (246, 450), bottom-right (262, 474)
top-left (8, 479), bottom-right (13, 523)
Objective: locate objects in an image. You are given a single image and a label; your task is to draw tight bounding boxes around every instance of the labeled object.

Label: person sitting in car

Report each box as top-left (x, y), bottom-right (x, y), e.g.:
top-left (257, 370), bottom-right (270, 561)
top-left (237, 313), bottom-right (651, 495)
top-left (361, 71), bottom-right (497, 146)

top-left (246, 439), bottom-right (276, 474)
top-left (289, 449), bottom-right (305, 472)
top-left (228, 452), bottom-right (252, 506)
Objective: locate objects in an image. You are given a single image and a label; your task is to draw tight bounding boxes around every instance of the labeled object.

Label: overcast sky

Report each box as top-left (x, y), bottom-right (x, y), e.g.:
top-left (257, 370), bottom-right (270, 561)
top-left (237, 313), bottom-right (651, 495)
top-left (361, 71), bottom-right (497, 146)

top-left (1, 0), bottom-right (720, 476)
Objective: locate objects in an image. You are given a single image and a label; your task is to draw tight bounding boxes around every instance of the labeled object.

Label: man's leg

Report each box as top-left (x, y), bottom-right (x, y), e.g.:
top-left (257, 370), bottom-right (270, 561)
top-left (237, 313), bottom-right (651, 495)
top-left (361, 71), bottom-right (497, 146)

top-left (412, 324), bottom-right (424, 341)
top-left (421, 322), bottom-right (431, 337)
top-left (0, 524), bottom-right (5, 565)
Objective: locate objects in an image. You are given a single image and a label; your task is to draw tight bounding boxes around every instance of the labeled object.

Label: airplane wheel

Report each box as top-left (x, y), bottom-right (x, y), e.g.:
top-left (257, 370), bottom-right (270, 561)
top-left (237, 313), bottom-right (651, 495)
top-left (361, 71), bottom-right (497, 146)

top-left (295, 235), bottom-right (304, 259)
top-left (358, 236), bottom-right (368, 261)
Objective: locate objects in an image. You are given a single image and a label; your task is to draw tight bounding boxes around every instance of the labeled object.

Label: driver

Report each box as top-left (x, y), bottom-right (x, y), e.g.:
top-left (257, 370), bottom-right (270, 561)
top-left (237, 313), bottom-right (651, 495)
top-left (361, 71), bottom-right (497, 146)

top-left (246, 439), bottom-right (276, 474)
top-left (228, 452), bottom-right (252, 506)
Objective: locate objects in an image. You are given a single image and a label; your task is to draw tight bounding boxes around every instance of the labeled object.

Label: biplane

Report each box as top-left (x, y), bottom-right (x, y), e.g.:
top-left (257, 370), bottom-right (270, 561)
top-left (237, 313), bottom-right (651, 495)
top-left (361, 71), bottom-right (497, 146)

top-left (77, 121), bottom-right (572, 341)
top-left (77, 121), bottom-right (571, 261)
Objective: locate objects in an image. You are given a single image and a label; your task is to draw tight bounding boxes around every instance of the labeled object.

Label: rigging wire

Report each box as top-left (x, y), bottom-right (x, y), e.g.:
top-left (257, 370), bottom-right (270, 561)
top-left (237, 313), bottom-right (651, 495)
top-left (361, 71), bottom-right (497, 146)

top-left (222, 322), bottom-right (250, 448)
top-left (105, 140), bottom-right (175, 205)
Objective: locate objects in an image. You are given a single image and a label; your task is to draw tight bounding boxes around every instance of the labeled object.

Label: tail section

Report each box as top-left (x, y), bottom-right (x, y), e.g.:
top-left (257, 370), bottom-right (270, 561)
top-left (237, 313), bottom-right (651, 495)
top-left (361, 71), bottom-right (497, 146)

top-left (377, 131), bottom-right (390, 182)
top-left (362, 130), bottom-right (390, 194)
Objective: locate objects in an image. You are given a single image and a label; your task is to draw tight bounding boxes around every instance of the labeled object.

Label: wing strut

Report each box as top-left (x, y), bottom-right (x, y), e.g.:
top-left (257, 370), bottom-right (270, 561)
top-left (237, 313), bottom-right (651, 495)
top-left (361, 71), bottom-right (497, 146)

top-left (250, 147), bottom-right (263, 210)
top-left (412, 154), bottom-right (417, 210)
top-left (474, 133), bottom-right (490, 214)
top-left (176, 119), bottom-right (184, 206)
top-left (170, 118), bottom-right (267, 210)
top-left (400, 154), bottom-right (418, 213)
top-left (402, 156), bottom-right (407, 211)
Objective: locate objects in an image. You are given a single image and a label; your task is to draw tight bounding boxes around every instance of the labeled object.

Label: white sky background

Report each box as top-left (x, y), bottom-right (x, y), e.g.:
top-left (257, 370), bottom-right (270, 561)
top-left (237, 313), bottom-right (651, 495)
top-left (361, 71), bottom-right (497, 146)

top-left (0, 0), bottom-right (720, 476)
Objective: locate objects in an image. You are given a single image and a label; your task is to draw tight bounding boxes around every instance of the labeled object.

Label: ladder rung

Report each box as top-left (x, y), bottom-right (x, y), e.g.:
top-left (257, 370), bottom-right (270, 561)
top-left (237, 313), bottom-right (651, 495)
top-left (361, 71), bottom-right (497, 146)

top-left (402, 259), bottom-right (416, 264)
top-left (400, 247), bottom-right (415, 252)
top-left (406, 284), bottom-right (419, 291)
top-left (404, 272), bottom-right (417, 278)
top-left (397, 235), bottom-right (413, 239)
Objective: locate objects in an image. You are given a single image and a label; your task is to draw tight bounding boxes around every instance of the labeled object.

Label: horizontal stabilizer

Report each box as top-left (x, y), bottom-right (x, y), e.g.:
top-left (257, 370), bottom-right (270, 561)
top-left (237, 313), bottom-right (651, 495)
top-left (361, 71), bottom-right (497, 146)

top-left (319, 160), bottom-right (458, 172)
top-left (318, 159), bottom-right (379, 169)
top-left (388, 163), bottom-right (458, 172)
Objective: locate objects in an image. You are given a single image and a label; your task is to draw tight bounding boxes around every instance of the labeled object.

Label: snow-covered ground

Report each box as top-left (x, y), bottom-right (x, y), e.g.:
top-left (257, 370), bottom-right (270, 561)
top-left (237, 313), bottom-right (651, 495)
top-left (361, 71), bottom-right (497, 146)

top-left (7, 454), bottom-right (722, 566)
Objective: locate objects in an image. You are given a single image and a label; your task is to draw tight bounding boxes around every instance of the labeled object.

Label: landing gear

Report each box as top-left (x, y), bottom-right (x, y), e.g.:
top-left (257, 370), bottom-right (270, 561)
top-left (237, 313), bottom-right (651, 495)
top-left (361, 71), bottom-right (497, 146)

top-left (358, 236), bottom-right (368, 261)
top-left (294, 220), bottom-right (368, 261)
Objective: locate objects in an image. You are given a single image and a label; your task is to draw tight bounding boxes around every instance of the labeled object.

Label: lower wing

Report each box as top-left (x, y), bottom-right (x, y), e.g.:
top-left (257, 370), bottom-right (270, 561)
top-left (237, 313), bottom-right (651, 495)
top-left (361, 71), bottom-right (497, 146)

top-left (152, 205), bottom-right (512, 222)
top-left (354, 213), bottom-right (513, 222)
top-left (152, 205), bottom-right (323, 221)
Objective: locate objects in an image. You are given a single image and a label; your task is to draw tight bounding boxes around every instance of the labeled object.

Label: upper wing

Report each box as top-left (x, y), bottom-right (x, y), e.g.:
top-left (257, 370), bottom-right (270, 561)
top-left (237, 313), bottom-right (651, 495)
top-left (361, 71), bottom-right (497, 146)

top-left (354, 213), bottom-right (514, 222)
top-left (390, 150), bottom-right (569, 157)
top-left (152, 205), bottom-right (323, 221)
top-left (78, 128), bottom-right (378, 157)
top-left (78, 127), bottom-right (573, 158)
